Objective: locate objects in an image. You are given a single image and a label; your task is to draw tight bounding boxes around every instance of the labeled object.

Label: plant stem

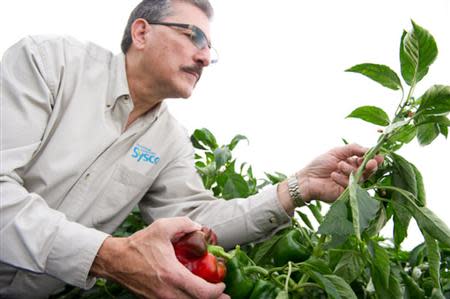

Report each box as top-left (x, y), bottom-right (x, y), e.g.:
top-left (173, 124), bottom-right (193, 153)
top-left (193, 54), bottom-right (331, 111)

top-left (354, 134), bottom-right (388, 183)
top-left (243, 265), bottom-right (269, 276)
top-left (394, 83), bottom-right (416, 121)
top-left (297, 282), bottom-right (320, 289)
top-left (313, 235), bottom-right (327, 257)
top-left (285, 262), bottom-right (292, 291)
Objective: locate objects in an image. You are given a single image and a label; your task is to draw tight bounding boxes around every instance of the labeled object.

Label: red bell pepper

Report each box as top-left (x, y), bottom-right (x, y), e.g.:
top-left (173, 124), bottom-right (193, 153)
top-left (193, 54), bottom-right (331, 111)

top-left (173, 227), bottom-right (227, 283)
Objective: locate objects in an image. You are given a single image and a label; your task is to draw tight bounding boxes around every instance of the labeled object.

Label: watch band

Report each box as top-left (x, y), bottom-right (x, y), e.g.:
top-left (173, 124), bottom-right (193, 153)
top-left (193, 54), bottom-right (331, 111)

top-left (287, 175), bottom-right (308, 207)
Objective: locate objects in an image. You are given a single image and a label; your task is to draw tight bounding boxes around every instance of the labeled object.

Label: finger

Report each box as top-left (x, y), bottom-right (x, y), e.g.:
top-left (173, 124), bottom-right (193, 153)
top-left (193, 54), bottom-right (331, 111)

top-left (346, 156), bottom-right (362, 167)
top-left (218, 294), bottom-right (231, 299)
top-left (335, 143), bottom-right (368, 159)
top-left (366, 159), bottom-right (379, 171)
top-left (155, 217), bottom-right (202, 240)
top-left (362, 159), bottom-right (379, 179)
top-left (338, 161), bottom-right (356, 176)
top-left (176, 264), bottom-right (226, 299)
top-left (331, 171), bottom-right (349, 187)
top-left (374, 154), bottom-right (384, 165)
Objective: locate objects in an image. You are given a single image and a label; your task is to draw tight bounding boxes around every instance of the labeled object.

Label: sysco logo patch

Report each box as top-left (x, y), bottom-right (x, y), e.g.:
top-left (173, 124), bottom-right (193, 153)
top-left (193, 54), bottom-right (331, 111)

top-left (131, 144), bottom-right (161, 165)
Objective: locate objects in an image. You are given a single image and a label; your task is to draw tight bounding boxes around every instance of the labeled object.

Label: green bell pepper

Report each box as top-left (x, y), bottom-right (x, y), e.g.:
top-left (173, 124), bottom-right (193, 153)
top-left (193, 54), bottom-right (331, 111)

top-left (248, 279), bottom-right (282, 299)
top-left (224, 247), bottom-right (257, 299)
top-left (271, 229), bottom-right (310, 267)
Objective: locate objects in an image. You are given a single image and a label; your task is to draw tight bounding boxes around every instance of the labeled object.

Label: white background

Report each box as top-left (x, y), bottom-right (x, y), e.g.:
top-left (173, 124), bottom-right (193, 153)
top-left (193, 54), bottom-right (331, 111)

top-left (1, 0), bottom-right (449, 249)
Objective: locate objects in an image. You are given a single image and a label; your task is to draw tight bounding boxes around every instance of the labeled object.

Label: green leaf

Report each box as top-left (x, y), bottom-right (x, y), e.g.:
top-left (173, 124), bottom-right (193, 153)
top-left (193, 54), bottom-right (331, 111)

top-left (391, 153), bottom-right (420, 246)
top-left (401, 271), bottom-right (426, 299)
top-left (423, 231), bottom-right (441, 290)
top-left (190, 128), bottom-right (218, 150)
top-left (439, 123), bottom-right (448, 138)
top-left (400, 20), bottom-right (438, 86)
top-left (249, 230), bottom-right (287, 265)
top-left (303, 257), bottom-right (333, 274)
top-left (197, 162), bottom-right (216, 176)
top-left (414, 115), bottom-right (450, 127)
top-left (414, 206), bottom-right (450, 248)
top-left (275, 290), bottom-right (289, 299)
top-left (392, 204), bottom-right (411, 247)
top-left (346, 106), bottom-right (390, 126)
top-left (324, 274), bottom-right (358, 299)
top-left (390, 155), bottom-right (425, 206)
top-left (296, 210), bottom-right (314, 230)
top-left (315, 201), bottom-right (322, 211)
top-left (318, 191), bottom-right (353, 241)
top-left (414, 115), bottom-right (450, 143)
top-left (348, 176), bottom-right (380, 238)
top-left (348, 174), bottom-right (361, 239)
top-left (382, 185), bottom-right (450, 248)
top-left (213, 147), bottom-right (232, 169)
top-left (417, 122), bottom-right (440, 145)
top-left (222, 173), bottom-right (250, 199)
top-left (333, 251), bottom-right (365, 283)
top-left (369, 241), bottom-right (391, 288)
top-left (385, 119), bottom-right (409, 134)
top-left (205, 152), bottom-right (215, 163)
top-left (409, 242), bottom-right (426, 266)
top-left (417, 85), bottom-right (450, 116)
top-left (410, 162), bottom-right (426, 207)
top-left (356, 188), bottom-right (380, 234)
top-left (308, 204), bottom-right (324, 224)
top-left (307, 271), bottom-right (342, 299)
top-left (371, 267), bottom-right (403, 299)
top-left (228, 134), bottom-right (249, 151)
top-left (264, 172), bottom-right (288, 184)
top-left (365, 204), bottom-right (388, 237)
top-left (431, 288), bottom-right (446, 299)
top-left (346, 63), bottom-right (402, 90)
top-left (388, 124), bottom-right (417, 144)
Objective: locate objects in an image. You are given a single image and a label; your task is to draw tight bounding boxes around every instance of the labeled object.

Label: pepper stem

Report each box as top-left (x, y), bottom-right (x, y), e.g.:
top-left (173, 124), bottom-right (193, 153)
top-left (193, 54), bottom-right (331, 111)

top-left (207, 245), bottom-right (233, 260)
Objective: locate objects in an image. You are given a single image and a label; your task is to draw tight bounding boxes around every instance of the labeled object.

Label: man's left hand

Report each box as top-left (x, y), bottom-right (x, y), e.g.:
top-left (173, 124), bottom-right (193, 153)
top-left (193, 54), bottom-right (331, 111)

top-left (297, 143), bottom-right (384, 204)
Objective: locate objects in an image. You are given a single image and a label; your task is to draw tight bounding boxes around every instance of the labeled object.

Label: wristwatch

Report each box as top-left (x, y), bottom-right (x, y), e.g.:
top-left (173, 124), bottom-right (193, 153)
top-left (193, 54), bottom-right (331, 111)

top-left (287, 174), bottom-right (308, 207)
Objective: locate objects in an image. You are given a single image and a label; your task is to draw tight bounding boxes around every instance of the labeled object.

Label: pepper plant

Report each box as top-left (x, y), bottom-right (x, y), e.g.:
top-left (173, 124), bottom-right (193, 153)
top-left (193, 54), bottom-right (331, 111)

top-left (55, 20), bottom-right (449, 299)
top-left (236, 20), bottom-right (450, 298)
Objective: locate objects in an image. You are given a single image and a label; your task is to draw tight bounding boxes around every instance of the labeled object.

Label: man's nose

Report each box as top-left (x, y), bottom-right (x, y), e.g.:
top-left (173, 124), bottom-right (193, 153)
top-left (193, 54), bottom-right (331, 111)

top-left (194, 47), bottom-right (211, 67)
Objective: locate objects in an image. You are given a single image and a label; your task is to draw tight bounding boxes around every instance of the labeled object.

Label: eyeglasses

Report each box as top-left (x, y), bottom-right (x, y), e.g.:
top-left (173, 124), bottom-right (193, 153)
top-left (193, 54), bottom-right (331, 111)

top-left (148, 21), bottom-right (219, 64)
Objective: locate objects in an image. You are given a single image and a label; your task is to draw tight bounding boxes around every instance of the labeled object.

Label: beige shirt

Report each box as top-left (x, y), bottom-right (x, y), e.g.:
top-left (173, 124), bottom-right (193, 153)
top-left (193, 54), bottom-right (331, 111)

top-left (0, 35), bottom-right (291, 298)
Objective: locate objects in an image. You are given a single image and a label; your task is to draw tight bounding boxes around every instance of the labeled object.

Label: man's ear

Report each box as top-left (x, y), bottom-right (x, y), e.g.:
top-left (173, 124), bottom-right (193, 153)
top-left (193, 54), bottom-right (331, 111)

top-left (130, 18), bottom-right (150, 50)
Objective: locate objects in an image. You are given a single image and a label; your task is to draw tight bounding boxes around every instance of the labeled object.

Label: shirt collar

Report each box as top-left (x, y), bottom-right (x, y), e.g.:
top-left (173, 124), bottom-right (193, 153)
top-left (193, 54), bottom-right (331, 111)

top-left (107, 52), bottom-right (130, 107)
top-left (107, 52), bottom-right (167, 121)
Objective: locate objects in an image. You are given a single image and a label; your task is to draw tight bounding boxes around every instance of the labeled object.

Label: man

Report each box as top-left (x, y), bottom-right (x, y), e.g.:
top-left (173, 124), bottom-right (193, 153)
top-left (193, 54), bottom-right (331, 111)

top-left (0, 0), bottom-right (382, 298)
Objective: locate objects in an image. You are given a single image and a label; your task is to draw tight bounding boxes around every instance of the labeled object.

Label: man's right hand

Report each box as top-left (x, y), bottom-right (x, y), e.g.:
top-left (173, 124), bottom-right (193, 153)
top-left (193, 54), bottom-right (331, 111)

top-left (90, 216), bottom-right (229, 299)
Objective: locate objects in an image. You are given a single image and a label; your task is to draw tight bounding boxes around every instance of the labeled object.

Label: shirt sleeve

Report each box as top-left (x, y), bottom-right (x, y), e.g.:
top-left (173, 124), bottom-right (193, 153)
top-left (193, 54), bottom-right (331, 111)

top-left (0, 37), bottom-right (109, 289)
top-left (139, 135), bottom-right (292, 250)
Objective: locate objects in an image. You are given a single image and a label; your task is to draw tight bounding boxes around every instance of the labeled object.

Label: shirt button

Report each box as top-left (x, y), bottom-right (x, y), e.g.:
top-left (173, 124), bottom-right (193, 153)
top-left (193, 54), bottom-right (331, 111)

top-left (269, 217), bottom-right (277, 224)
top-left (85, 173), bottom-right (90, 180)
top-left (123, 95), bottom-right (129, 100)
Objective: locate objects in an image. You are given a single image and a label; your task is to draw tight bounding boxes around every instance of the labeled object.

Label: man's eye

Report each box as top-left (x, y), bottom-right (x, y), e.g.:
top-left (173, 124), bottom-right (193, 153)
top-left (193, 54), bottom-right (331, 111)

top-left (182, 31), bottom-right (194, 38)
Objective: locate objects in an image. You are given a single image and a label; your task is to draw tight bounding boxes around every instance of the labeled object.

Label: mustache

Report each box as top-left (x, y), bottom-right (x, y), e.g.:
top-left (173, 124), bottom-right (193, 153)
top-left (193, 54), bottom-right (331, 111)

top-left (181, 65), bottom-right (203, 81)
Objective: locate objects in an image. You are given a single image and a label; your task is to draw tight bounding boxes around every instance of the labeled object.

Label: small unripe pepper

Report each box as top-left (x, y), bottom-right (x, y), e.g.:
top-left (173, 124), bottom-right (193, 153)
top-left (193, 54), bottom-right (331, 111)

top-left (271, 229), bottom-right (311, 266)
top-left (224, 246), bottom-right (257, 299)
top-left (173, 227), bottom-right (227, 283)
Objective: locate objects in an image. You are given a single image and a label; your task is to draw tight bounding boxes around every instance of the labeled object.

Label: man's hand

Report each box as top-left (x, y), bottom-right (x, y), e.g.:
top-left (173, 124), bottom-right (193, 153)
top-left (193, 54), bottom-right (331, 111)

top-left (90, 217), bottom-right (230, 299)
top-left (278, 144), bottom-right (383, 213)
top-left (299, 143), bottom-right (383, 203)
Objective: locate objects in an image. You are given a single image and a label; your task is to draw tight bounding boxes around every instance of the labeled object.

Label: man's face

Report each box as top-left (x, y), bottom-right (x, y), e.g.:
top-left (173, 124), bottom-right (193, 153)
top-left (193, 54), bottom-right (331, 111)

top-left (141, 1), bottom-right (212, 99)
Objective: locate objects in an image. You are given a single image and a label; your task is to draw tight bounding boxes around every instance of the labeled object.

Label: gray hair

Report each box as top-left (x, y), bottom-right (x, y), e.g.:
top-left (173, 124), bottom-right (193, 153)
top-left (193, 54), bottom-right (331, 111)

top-left (121, 0), bottom-right (214, 54)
